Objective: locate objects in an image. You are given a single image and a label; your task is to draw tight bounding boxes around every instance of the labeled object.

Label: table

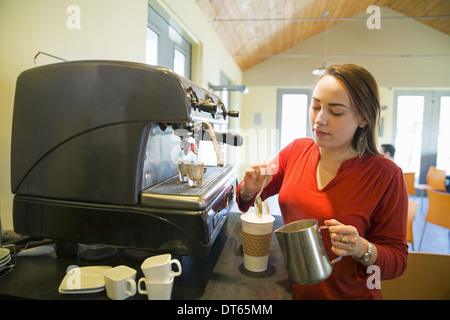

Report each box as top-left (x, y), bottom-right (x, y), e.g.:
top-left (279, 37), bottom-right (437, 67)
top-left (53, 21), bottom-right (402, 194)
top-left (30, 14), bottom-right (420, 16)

top-left (0, 212), bottom-right (291, 300)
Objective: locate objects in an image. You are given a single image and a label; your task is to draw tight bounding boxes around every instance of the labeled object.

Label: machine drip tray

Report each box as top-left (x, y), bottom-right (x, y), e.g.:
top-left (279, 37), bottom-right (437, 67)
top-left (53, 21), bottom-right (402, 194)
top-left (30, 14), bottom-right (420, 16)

top-left (144, 166), bottom-right (226, 196)
top-left (140, 166), bottom-right (236, 210)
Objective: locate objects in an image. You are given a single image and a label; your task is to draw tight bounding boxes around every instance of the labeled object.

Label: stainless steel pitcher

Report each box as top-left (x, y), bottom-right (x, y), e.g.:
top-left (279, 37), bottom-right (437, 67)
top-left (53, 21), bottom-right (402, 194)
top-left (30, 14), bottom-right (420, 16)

top-left (275, 219), bottom-right (342, 285)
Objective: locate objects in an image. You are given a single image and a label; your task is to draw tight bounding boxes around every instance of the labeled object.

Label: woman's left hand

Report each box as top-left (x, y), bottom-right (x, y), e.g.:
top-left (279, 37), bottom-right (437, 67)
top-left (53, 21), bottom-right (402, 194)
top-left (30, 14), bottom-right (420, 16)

top-left (324, 219), bottom-right (367, 259)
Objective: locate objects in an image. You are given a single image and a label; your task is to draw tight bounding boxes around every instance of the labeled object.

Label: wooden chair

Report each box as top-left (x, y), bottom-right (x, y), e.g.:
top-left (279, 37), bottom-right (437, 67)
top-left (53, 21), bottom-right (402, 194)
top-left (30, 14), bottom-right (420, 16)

top-left (403, 172), bottom-right (416, 196)
top-left (418, 189), bottom-right (450, 251)
top-left (381, 252), bottom-right (450, 300)
top-left (407, 200), bottom-right (419, 250)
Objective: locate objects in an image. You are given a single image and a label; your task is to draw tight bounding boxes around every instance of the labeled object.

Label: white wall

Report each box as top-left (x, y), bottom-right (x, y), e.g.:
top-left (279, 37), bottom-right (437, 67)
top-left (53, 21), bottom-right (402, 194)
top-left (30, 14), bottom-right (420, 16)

top-left (0, 0), bottom-right (148, 230)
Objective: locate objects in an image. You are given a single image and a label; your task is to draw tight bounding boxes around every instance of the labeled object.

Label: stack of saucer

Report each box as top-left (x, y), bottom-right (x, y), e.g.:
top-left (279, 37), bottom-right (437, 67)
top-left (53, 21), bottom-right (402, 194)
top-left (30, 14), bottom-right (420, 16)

top-left (0, 248), bottom-right (11, 273)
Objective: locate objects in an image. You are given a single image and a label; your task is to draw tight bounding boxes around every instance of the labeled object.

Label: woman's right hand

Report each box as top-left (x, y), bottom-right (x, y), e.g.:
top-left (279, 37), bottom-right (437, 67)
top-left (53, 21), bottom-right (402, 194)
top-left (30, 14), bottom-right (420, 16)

top-left (240, 161), bottom-right (276, 198)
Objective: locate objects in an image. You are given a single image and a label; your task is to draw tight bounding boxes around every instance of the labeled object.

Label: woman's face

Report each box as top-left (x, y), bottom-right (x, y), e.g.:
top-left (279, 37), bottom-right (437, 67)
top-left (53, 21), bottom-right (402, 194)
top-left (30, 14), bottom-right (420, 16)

top-left (310, 75), bottom-right (366, 154)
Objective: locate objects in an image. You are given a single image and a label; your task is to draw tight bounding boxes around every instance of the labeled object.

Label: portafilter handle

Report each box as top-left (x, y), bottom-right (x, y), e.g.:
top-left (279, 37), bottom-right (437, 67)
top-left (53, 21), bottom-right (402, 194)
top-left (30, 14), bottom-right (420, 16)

top-left (224, 110), bottom-right (239, 118)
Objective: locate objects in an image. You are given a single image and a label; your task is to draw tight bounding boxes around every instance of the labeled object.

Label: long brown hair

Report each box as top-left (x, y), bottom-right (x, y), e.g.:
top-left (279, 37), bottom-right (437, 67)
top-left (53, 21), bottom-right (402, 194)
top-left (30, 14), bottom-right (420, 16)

top-left (317, 64), bottom-right (381, 156)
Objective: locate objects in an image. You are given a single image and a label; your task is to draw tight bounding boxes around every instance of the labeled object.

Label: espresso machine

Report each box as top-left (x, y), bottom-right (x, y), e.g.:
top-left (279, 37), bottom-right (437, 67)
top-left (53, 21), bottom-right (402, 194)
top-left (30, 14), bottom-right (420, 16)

top-left (11, 60), bottom-right (242, 256)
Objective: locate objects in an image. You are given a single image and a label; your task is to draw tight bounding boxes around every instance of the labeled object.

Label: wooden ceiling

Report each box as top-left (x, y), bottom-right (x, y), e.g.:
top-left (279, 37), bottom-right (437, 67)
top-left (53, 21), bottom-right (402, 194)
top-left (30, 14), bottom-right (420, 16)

top-left (196, 0), bottom-right (450, 71)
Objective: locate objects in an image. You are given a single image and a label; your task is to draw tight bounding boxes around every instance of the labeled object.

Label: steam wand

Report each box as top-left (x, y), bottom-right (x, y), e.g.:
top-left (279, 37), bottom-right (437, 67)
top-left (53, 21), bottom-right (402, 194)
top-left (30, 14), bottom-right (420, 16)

top-left (192, 121), bottom-right (224, 167)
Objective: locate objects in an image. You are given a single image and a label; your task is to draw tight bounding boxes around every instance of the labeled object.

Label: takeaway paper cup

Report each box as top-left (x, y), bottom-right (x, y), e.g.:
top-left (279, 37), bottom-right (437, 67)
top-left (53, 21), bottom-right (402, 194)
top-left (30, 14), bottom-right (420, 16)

top-left (240, 212), bottom-right (275, 272)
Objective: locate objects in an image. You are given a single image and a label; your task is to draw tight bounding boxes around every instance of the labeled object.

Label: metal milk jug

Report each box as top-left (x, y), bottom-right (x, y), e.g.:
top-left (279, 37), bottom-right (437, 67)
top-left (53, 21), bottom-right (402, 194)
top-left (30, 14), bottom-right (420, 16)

top-left (275, 219), bottom-right (342, 285)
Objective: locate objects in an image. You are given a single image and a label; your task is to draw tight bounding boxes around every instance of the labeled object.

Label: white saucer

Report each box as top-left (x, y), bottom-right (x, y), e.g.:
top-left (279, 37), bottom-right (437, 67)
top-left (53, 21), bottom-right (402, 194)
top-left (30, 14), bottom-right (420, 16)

top-left (59, 266), bottom-right (112, 294)
top-left (59, 286), bottom-right (105, 294)
top-left (0, 255), bottom-right (11, 266)
top-left (0, 248), bottom-right (10, 261)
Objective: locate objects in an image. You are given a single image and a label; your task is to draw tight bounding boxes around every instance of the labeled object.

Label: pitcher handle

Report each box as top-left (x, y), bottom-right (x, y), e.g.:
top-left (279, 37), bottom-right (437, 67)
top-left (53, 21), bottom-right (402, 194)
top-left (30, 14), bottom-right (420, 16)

top-left (319, 225), bottom-right (342, 265)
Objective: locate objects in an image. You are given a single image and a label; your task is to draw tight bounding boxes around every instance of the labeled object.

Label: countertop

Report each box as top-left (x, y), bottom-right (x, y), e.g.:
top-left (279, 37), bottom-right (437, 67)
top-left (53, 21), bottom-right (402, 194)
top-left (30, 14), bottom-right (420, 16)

top-left (0, 211), bottom-right (291, 300)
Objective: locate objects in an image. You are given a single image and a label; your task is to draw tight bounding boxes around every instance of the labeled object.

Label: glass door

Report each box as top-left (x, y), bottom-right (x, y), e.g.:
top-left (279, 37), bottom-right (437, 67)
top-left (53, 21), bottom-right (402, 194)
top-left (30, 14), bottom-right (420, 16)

top-left (394, 94), bottom-right (425, 178)
top-left (436, 95), bottom-right (450, 173)
top-left (393, 91), bottom-right (450, 184)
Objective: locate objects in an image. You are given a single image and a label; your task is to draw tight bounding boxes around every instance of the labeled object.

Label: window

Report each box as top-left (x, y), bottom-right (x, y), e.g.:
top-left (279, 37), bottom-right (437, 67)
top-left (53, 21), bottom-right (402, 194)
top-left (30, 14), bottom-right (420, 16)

top-left (146, 28), bottom-right (158, 66)
top-left (277, 89), bottom-right (311, 151)
top-left (215, 72), bottom-right (231, 111)
top-left (202, 72), bottom-right (231, 165)
top-left (173, 48), bottom-right (186, 77)
top-left (147, 6), bottom-right (191, 78)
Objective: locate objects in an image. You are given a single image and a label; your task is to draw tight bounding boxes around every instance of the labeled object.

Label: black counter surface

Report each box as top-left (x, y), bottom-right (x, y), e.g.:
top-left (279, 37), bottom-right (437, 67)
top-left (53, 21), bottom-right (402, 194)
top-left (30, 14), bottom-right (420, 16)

top-left (0, 212), bottom-right (291, 300)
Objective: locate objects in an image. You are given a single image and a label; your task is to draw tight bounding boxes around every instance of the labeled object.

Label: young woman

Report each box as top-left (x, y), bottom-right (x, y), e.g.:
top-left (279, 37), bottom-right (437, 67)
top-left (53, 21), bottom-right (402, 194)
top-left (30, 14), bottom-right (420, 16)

top-left (237, 64), bottom-right (408, 299)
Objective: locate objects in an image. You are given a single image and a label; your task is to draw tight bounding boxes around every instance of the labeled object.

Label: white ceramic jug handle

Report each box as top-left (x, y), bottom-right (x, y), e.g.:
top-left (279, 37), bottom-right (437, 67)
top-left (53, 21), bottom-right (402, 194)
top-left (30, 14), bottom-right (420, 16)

top-left (319, 225), bottom-right (342, 265)
top-left (138, 277), bottom-right (147, 294)
top-left (127, 279), bottom-right (137, 296)
top-left (170, 259), bottom-right (182, 277)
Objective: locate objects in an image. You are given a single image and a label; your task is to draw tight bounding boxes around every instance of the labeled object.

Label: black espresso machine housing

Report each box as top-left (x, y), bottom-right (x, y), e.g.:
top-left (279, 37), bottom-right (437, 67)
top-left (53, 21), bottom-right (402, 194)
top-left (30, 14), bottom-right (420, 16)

top-left (11, 60), bottom-right (242, 256)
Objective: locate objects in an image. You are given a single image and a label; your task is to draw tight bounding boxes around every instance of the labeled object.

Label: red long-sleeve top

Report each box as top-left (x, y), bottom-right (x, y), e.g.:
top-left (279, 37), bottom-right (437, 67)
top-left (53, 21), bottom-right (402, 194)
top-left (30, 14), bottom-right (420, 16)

top-left (237, 138), bottom-right (408, 299)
